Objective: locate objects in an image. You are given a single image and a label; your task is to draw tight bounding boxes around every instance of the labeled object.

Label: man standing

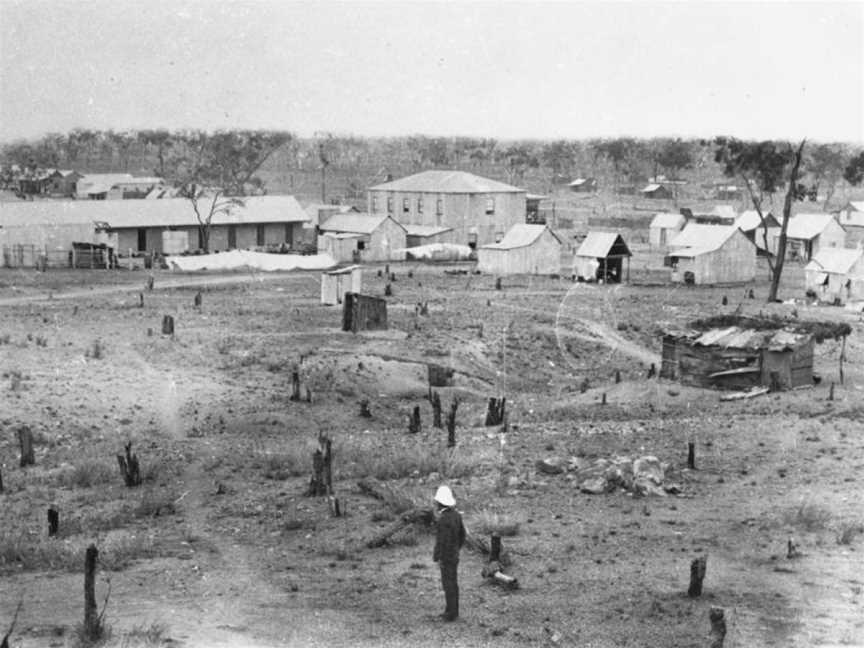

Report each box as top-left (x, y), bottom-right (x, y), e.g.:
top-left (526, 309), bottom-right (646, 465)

top-left (432, 485), bottom-right (466, 621)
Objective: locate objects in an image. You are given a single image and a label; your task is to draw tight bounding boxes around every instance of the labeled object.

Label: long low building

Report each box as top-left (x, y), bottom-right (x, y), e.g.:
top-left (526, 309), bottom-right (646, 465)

top-left (0, 196), bottom-right (310, 265)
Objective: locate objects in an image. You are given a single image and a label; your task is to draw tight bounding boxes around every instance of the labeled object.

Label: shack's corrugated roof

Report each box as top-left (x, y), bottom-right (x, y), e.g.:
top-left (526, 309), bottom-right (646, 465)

top-left (666, 326), bottom-right (811, 351)
top-left (846, 201), bottom-right (864, 212)
top-left (804, 247), bottom-right (864, 275)
top-left (785, 213), bottom-right (840, 240)
top-left (369, 170), bottom-right (524, 194)
top-left (642, 183), bottom-right (662, 192)
top-left (319, 213), bottom-right (397, 234)
top-left (669, 223), bottom-right (738, 252)
top-left (710, 205), bottom-right (737, 220)
top-left (480, 224), bottom-right (561, 250)
top-left (568, 177), bottom-right (594, 186)
top-left (736, 210), bottom-right (780, 232)
top-left (0, 195), bottom-right (310, 228)
top-left (574, 231), bottom-right (632, 258)
top-left (650, 212), bottom-right (686, 229)
top-left (403, 224), bottom-right (454, 237)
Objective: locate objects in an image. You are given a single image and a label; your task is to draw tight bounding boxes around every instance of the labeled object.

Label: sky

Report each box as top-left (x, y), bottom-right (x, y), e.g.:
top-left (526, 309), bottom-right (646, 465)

top-left (1, 1), bottom-right (862, 143)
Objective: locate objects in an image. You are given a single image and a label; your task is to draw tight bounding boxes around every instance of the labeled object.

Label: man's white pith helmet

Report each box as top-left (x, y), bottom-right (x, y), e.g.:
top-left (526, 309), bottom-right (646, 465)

top-left (434, 485), bottom-right (455, 507)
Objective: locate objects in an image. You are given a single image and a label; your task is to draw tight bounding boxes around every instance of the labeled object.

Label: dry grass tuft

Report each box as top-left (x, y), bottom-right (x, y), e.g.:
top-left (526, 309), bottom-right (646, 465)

top-left (783, 502), bottom-right (833, 532)
top-left (118, 621), bottom-right (170, 647)
top-left (836, 520), bottom-right (864, 545)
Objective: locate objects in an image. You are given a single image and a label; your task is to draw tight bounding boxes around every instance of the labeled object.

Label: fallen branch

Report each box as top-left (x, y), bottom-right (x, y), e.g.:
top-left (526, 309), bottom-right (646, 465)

top-left (719, 387), bottom-right (769, 402)
top-left (1, 598), bottom-right (23, 648)
top-left (357, 477), bottom-right (415, 513)
top-left (365, 508), bottom-right (434, 548)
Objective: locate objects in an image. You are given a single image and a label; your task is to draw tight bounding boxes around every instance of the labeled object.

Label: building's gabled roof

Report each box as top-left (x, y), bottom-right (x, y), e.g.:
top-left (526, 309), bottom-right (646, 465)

top-left (650, 212), bottom-right (686, 229)
top-left (846, 201), bottom-right (864, 212)
top-left (784, 213), bottom-right (841, 240)
top-left (641, 183), bottom-right (663, 193)
top-left (319, 213), bottom-right (400, 235)
top-left (480, 224), bottom-right (561, 250)
top-left (304, 203), bottom-right (357, 217)
top-left (711, 205), bottom-right (737, 220)
top-left (665, 326), bottom-right (811, 352)
top-left (568, 177), bottom-right (595, 186)
top-left (77, 173), bottom-right (134, 186)
top-left (0, 195), bottom-right (310, 229)
top-left (805, 247), bottom-right (864, 275)
top-left (403, 224), bottom-right (454, 237)
top-left (114, 176), bottom-right (164, 186)
top-left (736, 210), bottom-right (780, 232)
top-left (669, 224), bottom-right (740, 254)
top-left (575, 232), bottom-right (632, 258)
top-left (369, 170), bottom-right (525, 194)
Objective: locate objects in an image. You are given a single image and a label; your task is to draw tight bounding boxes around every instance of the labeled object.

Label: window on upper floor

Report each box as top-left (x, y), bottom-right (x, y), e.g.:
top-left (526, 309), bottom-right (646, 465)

top-left (485, 197), bottom-right (495, 214)
top-left (436, 198), bottom-right (444, 216)
top-left (387, 196), bottom-right (393, 213)
top-left (371, 196), bottom-right (378, 213)
top-left (417, 197), bottom-right (423, 214)
top-left (403, 198), bottom-right (410, 214)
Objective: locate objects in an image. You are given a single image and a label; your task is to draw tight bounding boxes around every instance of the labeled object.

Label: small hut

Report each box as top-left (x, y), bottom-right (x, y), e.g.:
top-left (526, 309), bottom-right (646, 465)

top-left (573, 232), bottom-right (632, 283)
top-left (804, 248), bottom-right (864, 305)
top-left (649, 212), bottom-right (687, 249)
top-left (321, 265), bottom-right (362, 305)
top-left (735, 210), bottom-right (780, 256)
top-left (774, 213), bottom-right (846, 261)
top-left (666, 224), bottom-right (756, 284)
top-left (477, 224), bottom-right (562, 275)
top-left (569, 178), bottom-right (597, 193)
top-left (342, 293), bottom-right (387, 332)
top-left (641, 184), bottom-right (673, 200)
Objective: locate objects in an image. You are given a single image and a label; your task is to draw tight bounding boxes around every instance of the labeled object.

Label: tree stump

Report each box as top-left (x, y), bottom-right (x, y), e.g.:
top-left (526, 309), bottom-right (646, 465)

top-left (431, 391), bottom-right (442, 428)
top-left (748, 288), bottom-right (755, 299)
top-left (829, 382), bottom-right (835, 401)
top-left (48, 507), bottom-right (59, 537)
top-left (359, 400), bottom-right (372, 418)
top-left (84, 544), bottom-right (101, 641)
top-left (385, 264), bottom-right (390, 275)
top-left (384, 283), bottom-right (393, 297)
top-left (17, 426), bottom-right (35, 467)
top-left (194, 291), bottom-right (202, 310)
top-left (687, 442), bottom-right (696, 470)
top-left (117, 442), bottom-right (142, 487)
top-left (161, 314), bottom-right (174, 336)
top-left (647, 363), bottom-right (656, 379)
top-left (721, 295), bottom-right (728, 306)
top-left (495, 278), bottom-right (502, 291)
top-left (138, 292), bottom-right (144, 308)
top-left (709, 607), bottom-right (726, 648)
top-left (408, 405), bottom-right (421, 434)
top-left (306, 433), bottom-right (332, 497)
top-left (290, 369), bottom-right (301, 401)
top-left (601, 392), bottom-right (607, 405)
top-left (390, 272), bottom-right (396, 282)
top-left (446, 398), bottom-right (459, 447)
top-left (146, 276), bottom-right (155, 291)
top-left (485, 397), bottom-right (506, 426)
top-left (580, 378), bottom-right (590, 393)
top-left (615, 370), bottom-right (621, 384)
top-left (0, 466), bottom-right (3, 493)
top-left (481, 534), bottom-right (519, 589)
top-left (688, 555), bottom-right (708, 597)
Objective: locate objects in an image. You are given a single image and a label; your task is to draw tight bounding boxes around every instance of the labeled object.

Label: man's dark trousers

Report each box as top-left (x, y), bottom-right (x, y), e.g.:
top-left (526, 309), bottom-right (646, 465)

top-left (440, 560), bottom-right (459, 620)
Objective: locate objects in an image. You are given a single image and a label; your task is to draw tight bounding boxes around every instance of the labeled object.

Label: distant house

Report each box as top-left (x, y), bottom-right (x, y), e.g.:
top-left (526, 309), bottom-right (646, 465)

top-left (568, 178), bottom-right (597, 193)
top-left (838, 201), bottom-right (864, 246)
top-left (804, 247), bottom-right (864, 304)
top-left (0, 195), bottom-right (310, 262)
top-left (526, 194), bottom-right (546, 223)
top-left (641, 184), bottom-right (673, 200)
top-left (649, 212), bottom-right (687, 249)
top-left (321, 265), bottom-right (362, 305)
top-left (666, 224), bottom-right (756, 284)
top-left (304, 203), bottom-right (359, 228)
top-left (735, 210), bottom-right (780, 256)
top-left (688, 205), bottom-right (737, 225)
top-left (318, 213), bottom-right (407, 263)
top-left (573, 232), bottom-right (632, 283)
top-left (17, 169), bottom-right (55, 195)
top-left (661, 326), bottom-right (814, 391)
top-left (367, 170), bottom-right (526, 248)
top-left (76, 174), bottom-right (165, 200)
top-left (47, 170), bottom-right (82, 197)
top-left (773, 213), bottom-right (845, 261)
top-left (714, 184), bottom-right (742, 200)
top-left (477, 224), bottom-right (561, 275)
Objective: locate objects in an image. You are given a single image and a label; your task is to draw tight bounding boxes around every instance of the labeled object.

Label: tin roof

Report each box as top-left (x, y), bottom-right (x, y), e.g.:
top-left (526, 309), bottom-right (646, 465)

top-left (574, 231), bottom-right (631, 258)
top-left (736, 210), bottom-right (780, 232)
top-left (0, 195), bottom-right (309, 229)
top-left (319, 213), bottom-right (397, 234)
top-left (403, 224), bottom-right (453, 237)
top-left (369, 170), bottom-right (524, 194)
top-left (785, 213), bottom-right (840, 240)
top-left (804, 247), bottom-right (863, 275)
top-left (650, 212), bottom-right (686, 229)
top-left (668, 326), bottom-right (811, 351)
top-left (480, 224), bottom-right (561, 250)
top-left (669, 223), bottom-right (738, 252)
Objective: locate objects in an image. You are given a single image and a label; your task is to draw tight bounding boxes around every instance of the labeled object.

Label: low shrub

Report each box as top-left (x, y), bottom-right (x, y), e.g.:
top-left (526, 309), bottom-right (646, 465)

top-left (836, 520), bottom-right (864, 545)
top-left (118, 621), bottom-right (169, 648)
top-left (471, 510), bottom-right (520, 537)
top-left (783, 502), bottom-right (832, 532)
top-left (55, 460), bottom-right (115, 489)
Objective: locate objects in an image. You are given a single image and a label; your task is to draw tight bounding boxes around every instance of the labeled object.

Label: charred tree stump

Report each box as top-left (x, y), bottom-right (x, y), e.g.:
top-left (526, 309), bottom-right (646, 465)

top-left (306, 434), bottom-right (332, 497)
top-left (615, 370), bottom-right (621, 384)
top-left (84, 544), bottom-right (101, 641)
top-left (329, 495), bottom-right (343, 518)
top-left (390, 272), bottom-right (396, 282)
top-left (481, 534), bottom-right (519, 589)
top-left (722, 295), bottom-right (728, 306)
top-left (446, 398), bottom-right (459, 447)
top-left (323, 435), bottom-right (333, 494)
top-left (360, 400), bottom-right (372, 418)
top-left (0, 466), bottom-right (3, 493)
top-left (48, 507), bottom-right (59, 537)
top-left (829, 382), bottom-right (835, 401)
top-left (385, 264), bottom-right (390, 275)
top-left (138, 292), bottom-right (144, 308)
top-left (17, 426), bottom-right (35, 467)
top-left (290, 369), bottom-right (301, 401)
top-left (709, 607), bottom-right (727, 648)
top-left (384, 283), bottom-right (393, 297)
top-left (495, 277), bottom-right (502, 291)
top-left (647, 363), bottom-right (656, 379)
top-left (408, 406), bottom-right (421, 434)
top-left (580, 378), bottom-right (590, 393)
top-left (431, 391), bottom-right (442, 428)
top-left (146, 276), bottom-right (154, 291)
top-left (194, 291), bottom-right (202, 310)
top-left (687, 442), bottom-right (696, 470)
top-left (748, 288), bottom-right (755, 299)
top-left (601, 392), bottom-right (607, 405)
top-left (485, 397), bottom-right (506, 426)
top-left (161, 314), bottom-right (174, 336)
top-left (688, 555), bottom-right (708, 598)
top-left (116, 442), bottom-right (142, 487)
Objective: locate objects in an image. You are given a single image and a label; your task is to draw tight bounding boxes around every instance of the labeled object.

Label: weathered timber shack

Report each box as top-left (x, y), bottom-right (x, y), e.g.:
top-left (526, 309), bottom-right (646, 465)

top-left (660, 326), bottom-right (814, 391)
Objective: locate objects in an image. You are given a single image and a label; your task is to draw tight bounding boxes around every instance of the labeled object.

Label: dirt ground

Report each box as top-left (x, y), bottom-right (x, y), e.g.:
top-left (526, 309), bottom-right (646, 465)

top-left (1, 256), bottom-right (863, 648)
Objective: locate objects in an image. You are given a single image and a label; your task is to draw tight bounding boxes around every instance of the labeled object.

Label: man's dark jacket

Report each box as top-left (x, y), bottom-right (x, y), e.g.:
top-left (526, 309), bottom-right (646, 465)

top-left (433, 508), bottom-right (466, 564)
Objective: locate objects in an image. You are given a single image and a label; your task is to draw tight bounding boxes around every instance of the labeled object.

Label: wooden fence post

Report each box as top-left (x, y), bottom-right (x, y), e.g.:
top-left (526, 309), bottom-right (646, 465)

top-left (83, 544), bottom-right (101, 641)
top-left (687, 442), bottom-right (696, 470)
top-left (48, 507), bottom-right (59, 537)
top-left (17, 426), bottom-right (35, 467)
